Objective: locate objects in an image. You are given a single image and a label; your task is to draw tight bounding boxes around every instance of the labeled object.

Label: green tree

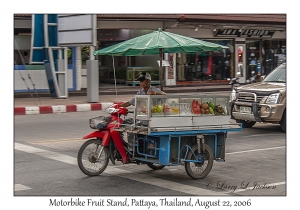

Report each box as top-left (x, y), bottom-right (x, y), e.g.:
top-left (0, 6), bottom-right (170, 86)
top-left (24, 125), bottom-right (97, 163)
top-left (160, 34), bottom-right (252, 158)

top-left (66, 47), bottom-right (90, 64)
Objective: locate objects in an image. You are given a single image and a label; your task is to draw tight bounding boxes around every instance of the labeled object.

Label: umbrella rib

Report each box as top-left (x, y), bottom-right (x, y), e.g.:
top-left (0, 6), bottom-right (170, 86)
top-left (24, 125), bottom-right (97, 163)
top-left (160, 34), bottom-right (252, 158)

top-left (162, 32), bottom-right (188, 52)
top-left (123, 31), bottom-right (158, 55)
top-left (163, 32), bottom-right (210, 53)
top-left (131, 32), bottom-right (155, 51)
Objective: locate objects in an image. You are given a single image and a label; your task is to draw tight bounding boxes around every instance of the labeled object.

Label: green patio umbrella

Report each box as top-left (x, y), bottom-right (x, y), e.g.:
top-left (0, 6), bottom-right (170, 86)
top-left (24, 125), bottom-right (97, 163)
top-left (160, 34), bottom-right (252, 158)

top-left (94, 28), bottom-right (228, 90)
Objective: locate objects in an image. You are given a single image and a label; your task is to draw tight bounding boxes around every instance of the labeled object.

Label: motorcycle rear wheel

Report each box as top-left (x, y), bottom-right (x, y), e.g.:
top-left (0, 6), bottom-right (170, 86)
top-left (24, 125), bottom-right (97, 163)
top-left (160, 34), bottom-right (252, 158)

top-left (77, 138), bottom-right (109, 176)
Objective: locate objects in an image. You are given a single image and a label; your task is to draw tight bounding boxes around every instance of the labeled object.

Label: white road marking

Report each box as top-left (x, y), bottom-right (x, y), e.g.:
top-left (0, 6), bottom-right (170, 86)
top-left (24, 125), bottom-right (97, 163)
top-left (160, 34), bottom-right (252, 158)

top-left (234, 181), bottom-right (286, 193)
top-left (15, 184), bottom-right (31, 191)
top-left (14, 143), bottom-right (226, 196)
top-left (30, 138), bottom-right (83, 144)
top-left (15, 143), bottom-right (77, 165)
top-left (226, 146), bottom-right (285, 155)
top-left (245, 133), bottom-right (284, 137)
top-left (228, 133), bottom-right (284, 139)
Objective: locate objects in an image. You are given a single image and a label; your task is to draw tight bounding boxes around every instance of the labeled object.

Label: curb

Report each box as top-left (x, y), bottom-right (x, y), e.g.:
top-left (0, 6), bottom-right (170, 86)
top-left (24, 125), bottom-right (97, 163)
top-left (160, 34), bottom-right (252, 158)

top-left (14, 103), bottom-right (113, 115)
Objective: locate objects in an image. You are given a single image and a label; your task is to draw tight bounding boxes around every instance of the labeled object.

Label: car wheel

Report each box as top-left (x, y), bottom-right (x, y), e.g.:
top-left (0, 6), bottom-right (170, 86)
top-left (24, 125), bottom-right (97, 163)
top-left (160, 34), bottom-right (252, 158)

top-left (280, 111), bottom-right (286, 132)
top-left (236, 120), bottom-right (256, 128)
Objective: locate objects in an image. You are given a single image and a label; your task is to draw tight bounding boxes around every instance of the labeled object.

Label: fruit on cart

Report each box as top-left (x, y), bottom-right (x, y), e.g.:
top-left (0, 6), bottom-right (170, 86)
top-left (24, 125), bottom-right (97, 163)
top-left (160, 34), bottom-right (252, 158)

top-left (157, 105), bottom-right (163, 112)
top-left (208, 101), bottom-right (215, 109)
top-left (200, 108), bottom-right (205, 114)
top-left (191, 100), bottom-right (196, 114)
top-left (209, 107), bottom-right (214, 114)
top-left (201, 103), bottom-right (208, 109)
top-left (192, 100), bottom-right (201, 114)
top-left (172, 107), bottom-right (179, 114)
top-left (163, 104), bottom-right (171, 113)
top-left (215, 105), bottom-right (225, 115)
top-left (151, 106), bottom-right (156, 113)
top-left (205, 109), bottom-right (210, 114)
top-left (196, 101), bottom-right (201, 114)
top-left (152, 104), bottom-right (164, 113)
top-left (141, 107), bottom-right (147, 114)
top-left (192, 100), bottom-right (197, 110)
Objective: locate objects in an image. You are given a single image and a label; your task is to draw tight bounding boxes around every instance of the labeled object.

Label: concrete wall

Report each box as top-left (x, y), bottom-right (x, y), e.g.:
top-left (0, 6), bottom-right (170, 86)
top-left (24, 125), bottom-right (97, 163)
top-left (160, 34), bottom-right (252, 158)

top-left (81, 69), bottom-right (87, 88)
top-left (14, 68), bottom-right (74, 92)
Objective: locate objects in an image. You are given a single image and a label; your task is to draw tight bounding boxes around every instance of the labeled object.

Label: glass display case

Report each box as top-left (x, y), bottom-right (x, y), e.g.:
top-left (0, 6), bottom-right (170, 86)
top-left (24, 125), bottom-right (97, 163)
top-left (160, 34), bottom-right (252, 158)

top-left (135, 95), bottom-right (228, 118)
top-left (134, 95), bottom-right (230, 132)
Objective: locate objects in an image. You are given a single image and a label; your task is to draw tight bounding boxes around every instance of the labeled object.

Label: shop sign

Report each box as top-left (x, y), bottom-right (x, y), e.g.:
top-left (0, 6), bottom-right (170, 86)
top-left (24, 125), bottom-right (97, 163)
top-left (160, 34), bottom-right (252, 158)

top-left (157, 60), bottom-right (170, 67)
top-left (215, 29), bottom-right (276, 38)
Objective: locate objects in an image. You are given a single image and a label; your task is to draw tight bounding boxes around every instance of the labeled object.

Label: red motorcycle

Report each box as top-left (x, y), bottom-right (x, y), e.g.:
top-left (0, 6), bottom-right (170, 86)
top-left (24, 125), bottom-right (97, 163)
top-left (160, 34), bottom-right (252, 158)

top-left (77, 102), bottom-right (165, 176)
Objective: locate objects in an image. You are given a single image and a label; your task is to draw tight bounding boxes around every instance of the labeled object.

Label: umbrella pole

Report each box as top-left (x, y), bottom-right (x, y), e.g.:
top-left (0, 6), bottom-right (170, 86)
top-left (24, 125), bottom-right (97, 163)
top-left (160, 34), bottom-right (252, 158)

top-left (159, 48), bottom-right (163, 91)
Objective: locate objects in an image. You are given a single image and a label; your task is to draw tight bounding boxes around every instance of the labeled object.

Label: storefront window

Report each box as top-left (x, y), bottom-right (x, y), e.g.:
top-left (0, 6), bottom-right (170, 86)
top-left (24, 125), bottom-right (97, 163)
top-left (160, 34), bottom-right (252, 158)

top-left (246, 40), bottom-right (260, 79)
top-left (262, 40), bottom-right (286, 75)
top-left (237, 46), bottom-right (244, 77)
top-left (178, 39), bottom-right (234, 81)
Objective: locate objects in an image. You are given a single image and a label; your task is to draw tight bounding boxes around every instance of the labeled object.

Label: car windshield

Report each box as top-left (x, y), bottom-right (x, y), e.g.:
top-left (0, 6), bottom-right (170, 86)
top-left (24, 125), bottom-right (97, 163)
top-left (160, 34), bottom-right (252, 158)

top-left (263, 64), bottom-right (286, 83)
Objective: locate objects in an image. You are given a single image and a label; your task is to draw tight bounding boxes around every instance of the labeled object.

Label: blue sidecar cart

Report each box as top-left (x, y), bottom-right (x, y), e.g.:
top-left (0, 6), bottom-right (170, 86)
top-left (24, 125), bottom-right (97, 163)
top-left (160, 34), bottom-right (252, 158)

top-left (118, 94), bottom-right (242, 179)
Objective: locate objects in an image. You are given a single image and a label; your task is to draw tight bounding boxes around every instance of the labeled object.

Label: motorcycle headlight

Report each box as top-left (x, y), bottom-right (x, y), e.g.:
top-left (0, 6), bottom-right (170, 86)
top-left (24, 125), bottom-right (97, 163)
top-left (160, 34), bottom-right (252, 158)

top-left (266, 93), bottom-right (281, 104)
top-left (107, 108), bottom-right (119, 113)
top-left (230, 89), bottom-right (237, 101)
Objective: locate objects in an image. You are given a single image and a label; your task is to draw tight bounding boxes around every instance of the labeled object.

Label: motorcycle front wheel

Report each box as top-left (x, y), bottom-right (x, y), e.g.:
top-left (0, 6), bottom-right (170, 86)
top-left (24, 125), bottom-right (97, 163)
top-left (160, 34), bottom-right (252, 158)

top-left (77, 138), bottom-right (109, 176)
top-left (185, 144), bottom-right (213, 179)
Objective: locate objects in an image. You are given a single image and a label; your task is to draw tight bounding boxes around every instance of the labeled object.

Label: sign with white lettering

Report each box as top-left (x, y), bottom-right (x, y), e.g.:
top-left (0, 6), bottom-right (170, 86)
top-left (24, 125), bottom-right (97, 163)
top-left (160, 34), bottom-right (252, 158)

top-left (157, 60), bottom-right (170, 67)
top-left (215, 29), bottom-right (276, 38)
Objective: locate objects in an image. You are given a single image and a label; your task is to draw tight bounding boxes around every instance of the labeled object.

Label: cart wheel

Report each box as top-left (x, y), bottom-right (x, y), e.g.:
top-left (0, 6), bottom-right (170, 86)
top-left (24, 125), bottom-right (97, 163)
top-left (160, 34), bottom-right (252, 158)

top-left (146, 163), bottom-right (165, 170)
top-left (185, 144), bottom-right (214, 179)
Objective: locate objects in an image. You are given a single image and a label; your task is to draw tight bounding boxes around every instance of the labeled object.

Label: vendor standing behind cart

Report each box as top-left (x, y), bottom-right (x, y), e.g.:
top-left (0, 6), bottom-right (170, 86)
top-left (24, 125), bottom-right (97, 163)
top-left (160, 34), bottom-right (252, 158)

top-left (120, 72), bottom-right (166, 107)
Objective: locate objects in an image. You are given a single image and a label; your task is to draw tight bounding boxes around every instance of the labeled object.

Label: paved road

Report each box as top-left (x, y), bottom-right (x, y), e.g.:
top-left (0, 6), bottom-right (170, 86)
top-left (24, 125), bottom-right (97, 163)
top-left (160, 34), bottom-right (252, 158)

top-left (12, 110), bottom-right (290, 209)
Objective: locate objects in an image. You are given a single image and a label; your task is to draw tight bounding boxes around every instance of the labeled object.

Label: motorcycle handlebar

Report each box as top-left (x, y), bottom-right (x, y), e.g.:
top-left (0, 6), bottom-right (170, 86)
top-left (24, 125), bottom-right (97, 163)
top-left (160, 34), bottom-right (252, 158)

top-left (127, 111), bottom-right (134, 113)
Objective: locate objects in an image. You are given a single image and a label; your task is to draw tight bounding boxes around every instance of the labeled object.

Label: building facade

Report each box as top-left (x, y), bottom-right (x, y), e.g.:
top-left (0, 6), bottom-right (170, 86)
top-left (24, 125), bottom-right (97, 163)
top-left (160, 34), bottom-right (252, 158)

top-left (14, 14), bottom-right (286, 91)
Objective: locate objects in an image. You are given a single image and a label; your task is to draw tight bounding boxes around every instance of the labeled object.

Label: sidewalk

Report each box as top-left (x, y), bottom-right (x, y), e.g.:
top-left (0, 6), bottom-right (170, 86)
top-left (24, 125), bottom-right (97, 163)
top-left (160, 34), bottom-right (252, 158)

top-left (14, 83), bottom-right (232, 115)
